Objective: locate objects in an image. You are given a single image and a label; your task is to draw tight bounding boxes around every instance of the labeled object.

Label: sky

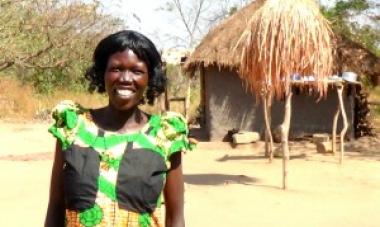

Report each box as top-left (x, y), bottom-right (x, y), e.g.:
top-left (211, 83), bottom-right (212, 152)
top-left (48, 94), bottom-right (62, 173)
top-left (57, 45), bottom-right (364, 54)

top-left (100, 0), bottom-right (347, 50)
top-left (101, 0), bottom-right (183, 50)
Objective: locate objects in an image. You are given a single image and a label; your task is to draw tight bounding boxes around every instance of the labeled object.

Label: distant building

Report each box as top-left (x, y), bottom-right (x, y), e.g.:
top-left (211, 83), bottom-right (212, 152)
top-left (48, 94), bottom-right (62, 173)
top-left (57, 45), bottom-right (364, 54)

top-left (161, 48), bottom-right (192, 65)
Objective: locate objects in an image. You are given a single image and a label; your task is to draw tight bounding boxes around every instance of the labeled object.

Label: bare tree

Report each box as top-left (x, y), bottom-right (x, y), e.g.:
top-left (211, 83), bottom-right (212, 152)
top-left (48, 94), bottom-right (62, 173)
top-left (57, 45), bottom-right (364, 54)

top-left (160, 0), bottom-right (250, 48)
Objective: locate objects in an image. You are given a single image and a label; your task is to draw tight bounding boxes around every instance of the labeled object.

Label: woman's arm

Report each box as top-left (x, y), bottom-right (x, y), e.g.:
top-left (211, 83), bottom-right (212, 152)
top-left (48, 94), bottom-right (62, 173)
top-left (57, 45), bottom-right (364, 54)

top-left (164, 152), bottom-right (185, 227)
top-left (44, 141), bottom-right (65, 227)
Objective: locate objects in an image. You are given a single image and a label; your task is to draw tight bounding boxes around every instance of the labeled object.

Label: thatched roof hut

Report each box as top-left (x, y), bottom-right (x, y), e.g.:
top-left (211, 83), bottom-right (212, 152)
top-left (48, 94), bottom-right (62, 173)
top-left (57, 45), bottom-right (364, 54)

top-left (184, 1), bottom-right (377, 141)
top-left (185, 1), bottom-right (380, 81)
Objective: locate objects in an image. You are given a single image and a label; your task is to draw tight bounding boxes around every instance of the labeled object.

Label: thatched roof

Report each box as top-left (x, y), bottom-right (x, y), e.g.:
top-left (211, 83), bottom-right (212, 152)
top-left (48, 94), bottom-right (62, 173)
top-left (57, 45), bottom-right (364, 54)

top-left (185, 1), bottom-right (260, 71)
top-left (185, 1), bottom-right (380, 78)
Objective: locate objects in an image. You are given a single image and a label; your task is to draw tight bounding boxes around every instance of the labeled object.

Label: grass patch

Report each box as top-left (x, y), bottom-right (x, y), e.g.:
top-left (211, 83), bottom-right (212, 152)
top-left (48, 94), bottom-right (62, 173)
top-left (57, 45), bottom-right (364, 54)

top-left (368, 87), bottom-right (380, 118)
top-left (368, 87), bottom-right (380, 131)
top-left (0, 77), bottom-right (200, 122)
top-left (368, 87), bottom-right (380, 103)
top-left (0, 77), bottom-right (36, 119)
top-left (0, 77), bottom-right (107, 121)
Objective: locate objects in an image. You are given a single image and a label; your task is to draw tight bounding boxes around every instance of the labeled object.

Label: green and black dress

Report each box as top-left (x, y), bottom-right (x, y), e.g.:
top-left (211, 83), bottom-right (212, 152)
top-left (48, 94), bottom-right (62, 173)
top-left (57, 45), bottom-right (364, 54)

top-left (49, 100), bottom-right (193, 227)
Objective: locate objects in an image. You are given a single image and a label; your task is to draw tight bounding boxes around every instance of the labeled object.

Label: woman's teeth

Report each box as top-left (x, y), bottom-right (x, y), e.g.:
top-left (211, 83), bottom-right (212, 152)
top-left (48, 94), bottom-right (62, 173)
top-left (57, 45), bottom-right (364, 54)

top-left (116, 89), bottom-right (133, 97)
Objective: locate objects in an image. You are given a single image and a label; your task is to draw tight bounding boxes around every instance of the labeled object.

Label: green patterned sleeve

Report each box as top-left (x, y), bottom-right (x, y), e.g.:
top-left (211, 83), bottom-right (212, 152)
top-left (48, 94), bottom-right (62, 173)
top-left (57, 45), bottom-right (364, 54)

top-left (159, 112), bottom-right (195, 159)
top-left (48, 100), bottom-right (84, 150)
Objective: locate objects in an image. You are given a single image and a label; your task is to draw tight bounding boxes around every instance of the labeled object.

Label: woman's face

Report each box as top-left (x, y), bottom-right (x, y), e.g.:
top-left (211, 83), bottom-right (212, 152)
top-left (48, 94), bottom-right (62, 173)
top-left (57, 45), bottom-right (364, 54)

top-left (104, 49), bottom-right (149, 111)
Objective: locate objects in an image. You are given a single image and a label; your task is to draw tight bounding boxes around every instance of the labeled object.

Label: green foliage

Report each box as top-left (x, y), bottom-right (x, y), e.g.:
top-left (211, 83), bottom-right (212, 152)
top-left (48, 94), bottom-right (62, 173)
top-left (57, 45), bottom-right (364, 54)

top-left (355, 25), bottom-right (380, 56)
top-left (27, 68), bottom-right (89, 94)
top-left (322, 0), bottom-right (370, 20)
top-left (166, 63), bottom-right (188, 96)
top-left (321, 0), bottom-right (379, 57)
top-left (359, 73), bottom-right (375, 89)
top-left (228, 6), bottom-right (239, 16)
top-left (369, 87), bottom-right (380, 120)
top-left (165, 63), bottom-right (200, 96)
top-left (335, 0), bottom-right (369, 12)
top-left (0, 0), bottom-right (123, 94)
top-left (375, 106), bottom-right (380, 116)
top-left (372, 95), bottom-right (380, 117)
top-left (164, 63), bottom-right (200, 120)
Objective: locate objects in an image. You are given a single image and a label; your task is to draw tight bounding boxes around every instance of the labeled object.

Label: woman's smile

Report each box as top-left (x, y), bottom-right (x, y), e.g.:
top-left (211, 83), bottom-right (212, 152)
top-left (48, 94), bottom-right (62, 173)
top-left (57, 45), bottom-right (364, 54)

top-left (115, 88), bottom-right (134, 97)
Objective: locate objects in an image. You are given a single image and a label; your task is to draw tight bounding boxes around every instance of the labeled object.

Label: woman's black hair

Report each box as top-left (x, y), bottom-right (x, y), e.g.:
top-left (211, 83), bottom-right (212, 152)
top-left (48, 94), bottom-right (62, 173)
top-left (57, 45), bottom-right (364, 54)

top-left (85, 30), bottom-right (166, 105)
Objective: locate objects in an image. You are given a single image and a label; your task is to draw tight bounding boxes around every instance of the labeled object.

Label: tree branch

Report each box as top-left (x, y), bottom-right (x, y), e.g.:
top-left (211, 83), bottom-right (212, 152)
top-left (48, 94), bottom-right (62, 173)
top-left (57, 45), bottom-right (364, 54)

top-left (173, 0), bottom-right (193, 43)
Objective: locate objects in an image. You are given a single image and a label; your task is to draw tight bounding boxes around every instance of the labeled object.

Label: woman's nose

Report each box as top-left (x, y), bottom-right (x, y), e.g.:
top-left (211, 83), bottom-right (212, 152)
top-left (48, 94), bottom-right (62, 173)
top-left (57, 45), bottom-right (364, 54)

top-left (120, 70), bottom-right (133, 82)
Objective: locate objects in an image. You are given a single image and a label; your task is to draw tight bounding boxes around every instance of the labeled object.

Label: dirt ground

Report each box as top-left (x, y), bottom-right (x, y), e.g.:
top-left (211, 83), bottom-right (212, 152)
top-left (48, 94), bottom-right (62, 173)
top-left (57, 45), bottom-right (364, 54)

top-left (1, 122), bottom-right (380, 227)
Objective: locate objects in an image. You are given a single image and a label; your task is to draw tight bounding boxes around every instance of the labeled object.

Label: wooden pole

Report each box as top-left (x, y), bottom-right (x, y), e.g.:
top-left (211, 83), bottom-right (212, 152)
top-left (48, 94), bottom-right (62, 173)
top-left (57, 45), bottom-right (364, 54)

top-left (337, 84), bottom-right (348, 164)
top-left (267, 93), bottom-right (274, 162)
top-left (162, 62), bottom-right (170, 111)
top-left (185, 78), bottom-right (191, 121)
top-left (160, 95), bottom-right (165, 114)
top-left (281, 91), bottom-right (293, 190)
top-left (332, 107), bottom-right (340, 154)
top-left (200, 66), bottom-right (206, 128)
top-left (264, 104), bottom-right (270, 157)
top-left (263, 92), bottom-right (274, 162)
top-left (164, 87), bottom-right (170, 111)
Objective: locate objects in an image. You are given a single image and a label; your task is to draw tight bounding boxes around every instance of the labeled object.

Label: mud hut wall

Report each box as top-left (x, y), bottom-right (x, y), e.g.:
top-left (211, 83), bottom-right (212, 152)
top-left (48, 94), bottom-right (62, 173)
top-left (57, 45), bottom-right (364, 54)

top-left (288, 86), bottom-right (355, 139)
top-left (204, 66), bottom-right (355, 141)
top-left (204, 66), bottom-right (258, 141)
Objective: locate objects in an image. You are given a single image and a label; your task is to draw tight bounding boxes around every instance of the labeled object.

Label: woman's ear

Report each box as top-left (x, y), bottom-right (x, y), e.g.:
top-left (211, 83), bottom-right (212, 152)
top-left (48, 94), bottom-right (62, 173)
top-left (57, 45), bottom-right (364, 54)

top-left (139, 96), bottom-right (146, 105)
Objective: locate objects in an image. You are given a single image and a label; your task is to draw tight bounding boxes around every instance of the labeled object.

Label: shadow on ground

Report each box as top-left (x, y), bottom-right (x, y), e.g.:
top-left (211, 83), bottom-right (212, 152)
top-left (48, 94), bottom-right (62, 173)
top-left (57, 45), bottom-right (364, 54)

top-left (184, 173), bottom-right (258, 186)
top-left (0, 152), bottom-right (52, 161)
top-left (216, 154), bottom-right (307, 162)
top-left (189, 127), bottom-right (208, 142)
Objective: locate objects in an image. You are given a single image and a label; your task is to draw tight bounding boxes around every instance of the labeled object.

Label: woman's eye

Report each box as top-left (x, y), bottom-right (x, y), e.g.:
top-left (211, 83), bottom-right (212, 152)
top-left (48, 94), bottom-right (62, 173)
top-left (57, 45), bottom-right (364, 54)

top-left (132, 69), bottom-right (145, 76)
top-left (133, 70), bottom-right (143, 75)
top-left (110, 67), bottom-right (120, 72)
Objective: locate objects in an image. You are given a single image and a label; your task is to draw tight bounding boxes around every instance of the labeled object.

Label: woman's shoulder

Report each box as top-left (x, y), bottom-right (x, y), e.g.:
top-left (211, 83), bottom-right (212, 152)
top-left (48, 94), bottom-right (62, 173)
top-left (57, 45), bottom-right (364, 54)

top-left (149, 111), bottom-right (188, 135)
top-left (50, 100), bottom-right (87, 128)
top-left (148, 111), bottom-right (195, 157)
top-left (48, 100), bottom-right (88, 149)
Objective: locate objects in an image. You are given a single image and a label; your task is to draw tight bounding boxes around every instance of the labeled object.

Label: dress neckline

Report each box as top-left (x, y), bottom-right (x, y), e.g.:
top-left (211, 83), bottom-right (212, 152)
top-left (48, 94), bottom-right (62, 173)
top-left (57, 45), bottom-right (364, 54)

top-left (83, 109), bottom-right (156, 136)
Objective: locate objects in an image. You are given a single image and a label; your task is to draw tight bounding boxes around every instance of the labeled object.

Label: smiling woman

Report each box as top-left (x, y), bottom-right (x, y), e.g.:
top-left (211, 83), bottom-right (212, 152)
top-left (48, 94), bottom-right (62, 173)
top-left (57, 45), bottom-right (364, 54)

top-left (85, 30), bottom-right (166, 105)
top-left (44, 30), bottom-right (194, 227)
top-left (104, 49), bottom-right (149, 113)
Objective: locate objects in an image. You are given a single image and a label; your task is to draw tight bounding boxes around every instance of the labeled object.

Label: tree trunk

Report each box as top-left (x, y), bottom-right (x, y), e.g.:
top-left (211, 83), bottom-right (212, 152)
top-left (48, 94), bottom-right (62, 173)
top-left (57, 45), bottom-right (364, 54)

top-left (281, 91), bottom-right (293, 190)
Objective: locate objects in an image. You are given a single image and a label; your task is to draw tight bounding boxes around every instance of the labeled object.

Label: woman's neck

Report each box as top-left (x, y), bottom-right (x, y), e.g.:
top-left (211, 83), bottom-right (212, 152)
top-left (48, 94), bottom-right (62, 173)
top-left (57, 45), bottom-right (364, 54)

top-left (93, 104), bottom-right (148, 133)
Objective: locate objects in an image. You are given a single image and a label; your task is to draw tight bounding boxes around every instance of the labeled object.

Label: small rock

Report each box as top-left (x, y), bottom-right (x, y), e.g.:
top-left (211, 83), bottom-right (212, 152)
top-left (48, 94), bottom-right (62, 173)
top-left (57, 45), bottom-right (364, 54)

top-left (312, 133), bottom-right (330, 143)
top-left (315, 141), bottom-right (333, 153)
top-left (232, 131), bottom-right (260, 144)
